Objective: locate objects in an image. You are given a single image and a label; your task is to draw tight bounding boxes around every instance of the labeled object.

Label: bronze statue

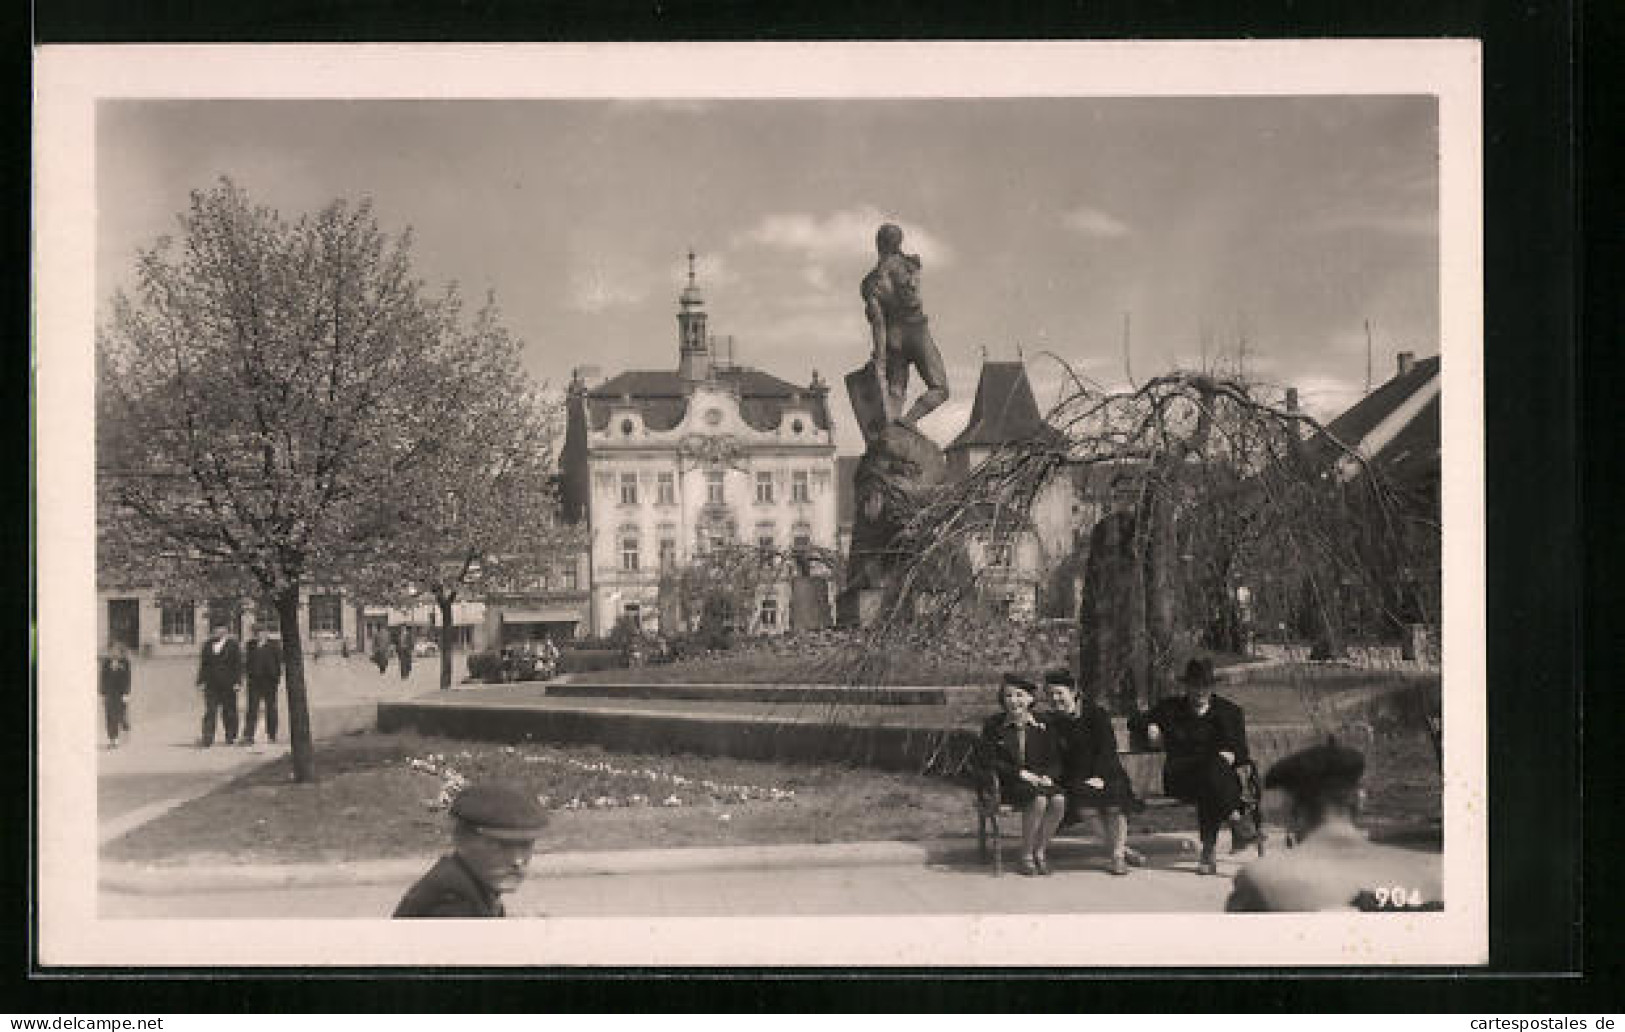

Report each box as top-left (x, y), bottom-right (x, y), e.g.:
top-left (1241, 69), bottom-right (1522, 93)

top-left (859, 223), bottom-right (949, 429)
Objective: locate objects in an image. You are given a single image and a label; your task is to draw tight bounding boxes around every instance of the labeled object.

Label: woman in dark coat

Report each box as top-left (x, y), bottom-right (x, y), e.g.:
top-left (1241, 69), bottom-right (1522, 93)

top-left (1146, 656), bottom-right (1257, 874)
top-left (1042, 669), bottom-right (1143, 875)
top-left (99, 641), bottom-right (132, 748)
top-left (981, 674), bottom-right (1067, 876)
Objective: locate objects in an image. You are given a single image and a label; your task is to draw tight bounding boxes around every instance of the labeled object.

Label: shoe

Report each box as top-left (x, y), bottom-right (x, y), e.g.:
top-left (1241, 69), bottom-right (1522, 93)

top-left (1034, 855), bottom-right (1052, 876)
top-left (1230, 824), bottom-right (1260, 853)
top-left (1109, 856), bottom-right (1129, 876)
top-left (1018, 858), bottom-right (1038, 877)
top-left (1196, 851), bottom-right (1218, 875)
top-left (1124, 847), bottom-right (1148, 867)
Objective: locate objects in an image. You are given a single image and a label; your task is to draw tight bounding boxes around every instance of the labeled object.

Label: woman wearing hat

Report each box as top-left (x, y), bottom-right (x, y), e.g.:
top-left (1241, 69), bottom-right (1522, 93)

top-left (1146, 656), bottom-right (1257, 875)
top-left (981, 674), bottom-right (1068, 875)
top-left (1042, 669), bottom-right (1144, 875)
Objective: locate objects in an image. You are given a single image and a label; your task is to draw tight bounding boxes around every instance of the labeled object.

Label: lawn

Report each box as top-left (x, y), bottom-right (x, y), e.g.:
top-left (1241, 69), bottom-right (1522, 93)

top-left (102, 725), bottom-right (1441, 865)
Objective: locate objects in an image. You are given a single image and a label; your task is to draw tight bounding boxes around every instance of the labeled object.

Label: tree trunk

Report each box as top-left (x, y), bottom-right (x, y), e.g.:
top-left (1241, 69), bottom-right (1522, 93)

top-left (275, 584), bottom-right (317, 783)
top-left (438, 591), bottom-right (456, 690)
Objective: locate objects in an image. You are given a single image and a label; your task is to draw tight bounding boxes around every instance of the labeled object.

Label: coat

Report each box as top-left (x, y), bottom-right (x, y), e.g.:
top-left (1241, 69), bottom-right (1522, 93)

top-left (393, 854), bottom-right (506, 918)
top-left (195, 637), bottom-right (242, 692)
top-left (1048, 704), bottom-right (1139, 812)
top-left (1225, 823), bottom-right (1444, 912)
top-left (99, 656), bottom-right (131, 697)
top-left (245, 639), bottom-right (282, 690)
top-left (1146, 693), bottom-right (1250, 804)
top-left (980, 713), bottom-right (1065, 807)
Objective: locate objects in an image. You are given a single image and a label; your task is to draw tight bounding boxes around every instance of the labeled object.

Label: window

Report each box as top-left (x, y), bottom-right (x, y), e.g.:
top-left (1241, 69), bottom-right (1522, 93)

top-left (988, 540), bottom-right (1013, 567)
top-left (622, 603), bottom-right (642, 626)
top-left (755, 471), bottom-right (774, 503)
top-left (621, 534), bottom-right (640, 571)
top-left (561, 564), bottom-right (578, 591)
top-left (759, 596), bottom-right (779, 629)
top-left (160, 601), bottom-right (195, 643)
top-left (620, 418), bottom-right (635, 437)
top-left (791, 418), bottom-right (804, 435)
top-left (756, 523), bottom-right (776, 551)
top-left (792, 470), bottom-right (810, 502)
top-left (619, 473), bottom-right (638, 505)
top-left (706, 470), bottom-right (725, 504)
top-left (656, 472), bottom-right (676, 505)
top-left (309, 594), bottom-right (343, 636)
top-left (659, 538), bottom-right (677, 569)
top-left (792, 524), bottom-right (812, 550)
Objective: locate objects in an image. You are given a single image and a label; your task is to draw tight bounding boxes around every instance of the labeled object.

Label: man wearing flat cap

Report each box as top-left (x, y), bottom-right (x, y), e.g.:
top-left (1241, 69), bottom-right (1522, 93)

top-left (393, 780), bottom-right (550, 918)
top-left (1225, 741), bottom-right (1443, 912)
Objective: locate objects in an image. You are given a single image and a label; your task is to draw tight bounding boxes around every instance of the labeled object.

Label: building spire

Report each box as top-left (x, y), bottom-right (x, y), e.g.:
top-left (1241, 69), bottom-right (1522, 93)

top-left (677, 249), bottom-right (711, 381)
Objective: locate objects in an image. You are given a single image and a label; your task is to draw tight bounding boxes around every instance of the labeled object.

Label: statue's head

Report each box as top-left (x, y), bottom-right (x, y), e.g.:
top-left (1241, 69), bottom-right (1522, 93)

top-left (875, 223), bottom-right (904, 255)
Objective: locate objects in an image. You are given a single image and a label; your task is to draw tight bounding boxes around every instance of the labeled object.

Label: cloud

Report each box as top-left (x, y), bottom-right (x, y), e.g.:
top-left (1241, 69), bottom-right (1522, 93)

top-left (567, 264), bottom-right (648, 313)
top-left (736, 207), bottom-right (954, 267)
top-left (1061, 205), bottom-right (1132, 238)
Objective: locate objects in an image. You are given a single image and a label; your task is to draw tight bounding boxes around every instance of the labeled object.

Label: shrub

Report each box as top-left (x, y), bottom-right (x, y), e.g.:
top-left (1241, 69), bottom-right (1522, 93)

top-left (558, 648), bottom-right (626, 674)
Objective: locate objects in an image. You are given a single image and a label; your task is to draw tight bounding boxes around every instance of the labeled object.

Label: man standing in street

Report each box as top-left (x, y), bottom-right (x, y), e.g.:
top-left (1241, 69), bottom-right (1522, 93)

top-left (241, 626), bottom-right (283, 747)
top-left (195, 623), bottom-right (242, 747)
top-left (393, 780), bottom-right (550, 918)
top-left (396, 625), bottom-right (415, 681)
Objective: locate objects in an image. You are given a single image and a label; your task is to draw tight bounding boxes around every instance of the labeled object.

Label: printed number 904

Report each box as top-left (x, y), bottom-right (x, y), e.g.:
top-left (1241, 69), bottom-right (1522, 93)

top-left (1372, 886), bottom-right (1425, 908)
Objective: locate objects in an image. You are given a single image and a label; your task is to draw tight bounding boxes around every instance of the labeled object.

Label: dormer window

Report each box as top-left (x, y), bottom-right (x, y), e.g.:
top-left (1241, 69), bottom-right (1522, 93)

top-left (621, 418), bottom-right (635, 437)
top-left (791, 418), bottom-right (804, 435)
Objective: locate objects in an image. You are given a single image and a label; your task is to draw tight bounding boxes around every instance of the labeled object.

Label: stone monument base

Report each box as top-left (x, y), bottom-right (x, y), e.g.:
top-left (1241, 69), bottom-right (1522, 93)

top-left (835, 586), bottom-right (886, 629)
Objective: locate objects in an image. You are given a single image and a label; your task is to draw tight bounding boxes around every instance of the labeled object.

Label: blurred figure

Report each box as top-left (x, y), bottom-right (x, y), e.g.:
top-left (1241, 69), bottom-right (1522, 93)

top-left (371, 630), bottom-right (392, 675)
top-left (241, 627), bottom-right (283, 746)
top-left (98, 641), bottom-right (132, 748)
top-left (1042, 669), bottom-right (1144, 875)
top-left (981, 674), bottom-right (1066, 876)
top-left (1145, 656), bottom-right (1258, 874)
top-left (1226, 741), bottom-right (1443, 912)
top-left (396, 626), bottom-right (415, 680)
top-left (394, 780), bottom-right (550, 918)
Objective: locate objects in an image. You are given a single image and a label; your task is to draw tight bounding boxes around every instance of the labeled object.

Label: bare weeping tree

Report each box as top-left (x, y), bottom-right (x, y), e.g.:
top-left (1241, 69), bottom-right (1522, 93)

top-left (97, 178), bottom-right (551, 780)
top-left (855, 361), bottom-right (1439, 716)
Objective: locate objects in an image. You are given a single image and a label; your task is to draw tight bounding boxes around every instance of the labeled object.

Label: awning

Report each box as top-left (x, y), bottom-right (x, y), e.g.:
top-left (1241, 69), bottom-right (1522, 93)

top-left (498, 608), bottom-right (581, 624)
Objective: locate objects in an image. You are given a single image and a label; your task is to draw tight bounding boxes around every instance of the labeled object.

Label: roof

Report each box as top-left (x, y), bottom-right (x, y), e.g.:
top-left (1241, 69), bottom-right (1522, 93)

top-left (584, 367), bottom-right (832, 434)
top-left (946, 360), bottom-right (1065, 452)
top-left (1315, 355), bottom-right (1441, 484)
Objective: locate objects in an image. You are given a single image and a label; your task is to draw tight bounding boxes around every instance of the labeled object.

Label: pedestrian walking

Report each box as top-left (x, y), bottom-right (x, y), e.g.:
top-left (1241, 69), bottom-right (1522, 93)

top-left (396, 626), bottom-right (415, 680)
top-left (98, 641), bottom-right (133, 748)
top-left (372, 630), bottom-right (392, 675)
top-left (195, 624), bottom-right (242, 747)
top-left (241, 627), bottom-right (283, 746)
top-left (393, 780), bottom-right (550, 918)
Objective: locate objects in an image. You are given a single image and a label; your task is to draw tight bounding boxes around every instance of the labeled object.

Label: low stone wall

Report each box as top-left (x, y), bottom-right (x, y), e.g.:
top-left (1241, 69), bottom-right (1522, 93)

top-left (376, 697), bottom-right (1366, 789)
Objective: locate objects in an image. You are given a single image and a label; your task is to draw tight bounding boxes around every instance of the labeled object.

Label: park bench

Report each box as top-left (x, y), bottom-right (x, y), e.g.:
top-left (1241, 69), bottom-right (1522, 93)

top-left (969, 741), bottom-right (1266, 876)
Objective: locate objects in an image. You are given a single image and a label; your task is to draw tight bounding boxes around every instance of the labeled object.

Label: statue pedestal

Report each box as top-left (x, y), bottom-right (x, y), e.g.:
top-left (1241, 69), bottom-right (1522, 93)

top-left (835, 587), bottom-right (886, 629)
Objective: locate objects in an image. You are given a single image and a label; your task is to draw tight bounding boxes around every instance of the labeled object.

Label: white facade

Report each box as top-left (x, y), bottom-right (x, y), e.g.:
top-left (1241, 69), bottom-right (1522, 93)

top-left (584, 380), bottom-right (838, 635)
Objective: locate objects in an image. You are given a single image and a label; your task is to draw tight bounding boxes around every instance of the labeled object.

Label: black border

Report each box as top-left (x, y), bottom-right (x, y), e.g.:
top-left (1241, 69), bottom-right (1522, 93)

top-left (19, 0), bottom-right (1602, 1013)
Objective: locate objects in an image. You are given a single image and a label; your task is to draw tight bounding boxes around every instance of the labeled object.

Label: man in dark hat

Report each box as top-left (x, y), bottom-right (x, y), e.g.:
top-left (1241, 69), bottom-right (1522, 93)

top-left (194, 623), bottom-right (242, 747)
top-left (1225, 741), bottom-right (1443, 911)
top-left (393, 780), bottom-right (550, 918)
top-left (1145, 656), bottom-right (1258, 874)
top-left (860, 222), bottom-right (949, 429)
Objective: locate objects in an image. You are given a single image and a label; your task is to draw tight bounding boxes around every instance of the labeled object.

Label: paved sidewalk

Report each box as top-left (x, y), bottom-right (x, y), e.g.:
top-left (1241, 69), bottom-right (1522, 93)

top-left (100, 836), bottom-right (1246, 919)
top-left (98, 654), bottom-right (443, 844)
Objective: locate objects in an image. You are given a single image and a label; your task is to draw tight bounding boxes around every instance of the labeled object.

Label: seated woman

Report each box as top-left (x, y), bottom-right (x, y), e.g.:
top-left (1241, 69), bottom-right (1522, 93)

top-left (1146, 656), bottom-right (1259, 875)
top-left (1042, 669), bottom-right (1144, 876)
top-left (981, 674), bottom-right (1067, 876)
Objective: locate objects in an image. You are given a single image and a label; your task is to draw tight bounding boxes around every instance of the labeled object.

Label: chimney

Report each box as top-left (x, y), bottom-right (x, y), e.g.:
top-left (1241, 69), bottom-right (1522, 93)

top-left (1284, 387), bottom-right (1300, 413)
top-left (1396, 351), bottom-right (1415, 378)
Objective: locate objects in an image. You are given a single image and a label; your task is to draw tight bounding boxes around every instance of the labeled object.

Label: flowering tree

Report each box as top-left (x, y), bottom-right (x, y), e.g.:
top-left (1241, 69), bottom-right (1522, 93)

top-left (345, 376), bottom-right (582, 690)
top-left (97, 178), bottom-right (548, 781)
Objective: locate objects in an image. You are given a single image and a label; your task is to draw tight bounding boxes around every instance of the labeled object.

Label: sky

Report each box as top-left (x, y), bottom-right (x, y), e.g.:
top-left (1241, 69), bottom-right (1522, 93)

top-left (97, 96), bottom-right (1439, 454)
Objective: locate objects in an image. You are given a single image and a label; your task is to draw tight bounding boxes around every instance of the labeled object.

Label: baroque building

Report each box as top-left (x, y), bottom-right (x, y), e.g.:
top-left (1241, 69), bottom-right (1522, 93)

top-left (559, 255), bottom-right (840, 636)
